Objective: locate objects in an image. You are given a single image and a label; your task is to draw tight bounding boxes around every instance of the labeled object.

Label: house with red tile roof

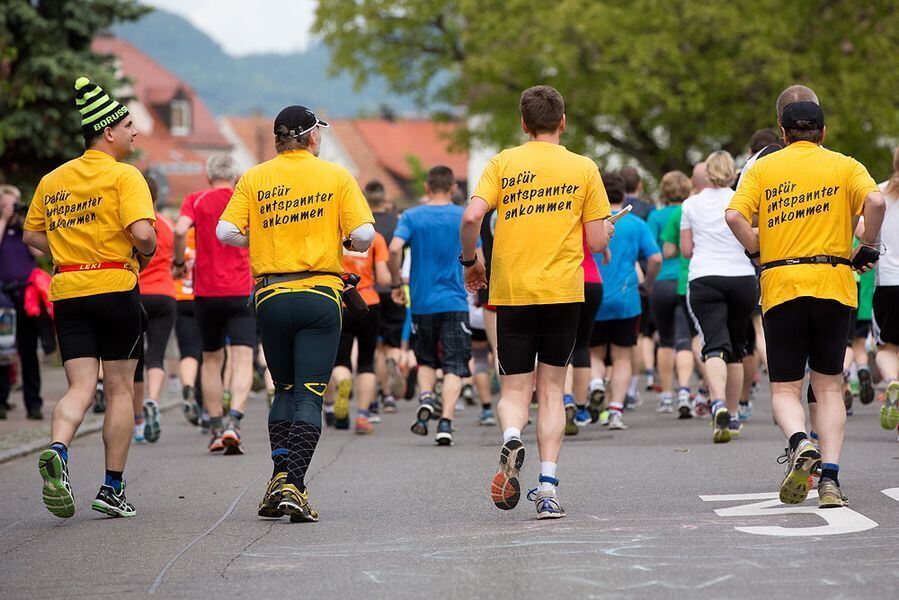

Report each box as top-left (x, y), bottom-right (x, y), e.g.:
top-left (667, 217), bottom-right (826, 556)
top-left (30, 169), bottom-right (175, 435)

top-left (221, 115), bottom-right (470, 207)
top-left (91, 35), bottom-right (232, 208)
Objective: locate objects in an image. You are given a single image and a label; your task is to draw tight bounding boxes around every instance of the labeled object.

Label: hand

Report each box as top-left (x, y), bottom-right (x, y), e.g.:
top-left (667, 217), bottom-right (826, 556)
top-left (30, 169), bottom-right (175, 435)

top-left (604, 219), bottom-right (616, 239)
top-left (171, 262), bottom-right (187, 279)
top-left (638, 281), bottom-right (652, 297)
top-left (464, 261), bottom-right (487, 293)
top-left (391, 286), bottom-right (407, 305)
top-left (601, 248), bottom-right (611, 265)
top-left (850, 244), bottom-right (879, 273)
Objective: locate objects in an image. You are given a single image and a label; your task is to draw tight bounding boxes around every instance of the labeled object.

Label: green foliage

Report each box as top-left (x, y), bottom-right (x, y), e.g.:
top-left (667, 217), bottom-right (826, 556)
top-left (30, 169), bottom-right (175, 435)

top-left (0, 0), bottom-right (149, 196)
top-left (405, 154), bottom-right (428, 198)
top-left (315, 0), bottom-right (899, 179)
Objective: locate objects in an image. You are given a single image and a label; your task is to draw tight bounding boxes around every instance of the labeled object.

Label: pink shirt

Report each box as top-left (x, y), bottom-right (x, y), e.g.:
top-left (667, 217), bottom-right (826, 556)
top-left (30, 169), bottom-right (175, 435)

top-left (582, 231), bottom-right (601, 284)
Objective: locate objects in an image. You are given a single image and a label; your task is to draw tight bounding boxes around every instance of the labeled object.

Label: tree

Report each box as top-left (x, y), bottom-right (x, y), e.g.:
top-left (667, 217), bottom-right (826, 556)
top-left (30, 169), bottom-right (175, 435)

top-left (315, 0), bottom-right (899, 178)
top-left (0, 0), bottom-right (149, 195)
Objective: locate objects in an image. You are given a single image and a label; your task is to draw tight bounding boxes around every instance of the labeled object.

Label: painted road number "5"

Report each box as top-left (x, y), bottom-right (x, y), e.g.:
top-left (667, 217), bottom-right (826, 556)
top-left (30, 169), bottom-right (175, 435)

top-left (699, 488), bottom-right (899, 537)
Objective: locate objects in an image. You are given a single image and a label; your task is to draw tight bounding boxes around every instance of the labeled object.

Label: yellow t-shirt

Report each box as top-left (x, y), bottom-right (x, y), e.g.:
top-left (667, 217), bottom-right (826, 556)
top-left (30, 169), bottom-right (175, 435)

top-left (220, 149), bottom-right (374, 297)
top-left (24, 150), bottom-right (155, 301)
top-left (729, 141), bottom-right (880, 313)
top-left (472, 141), bottom-right (610, 305)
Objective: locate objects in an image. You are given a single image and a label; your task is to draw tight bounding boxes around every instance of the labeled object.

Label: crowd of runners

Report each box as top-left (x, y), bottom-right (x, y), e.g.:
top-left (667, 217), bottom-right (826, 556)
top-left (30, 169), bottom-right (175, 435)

top-left (7, 76), bottom-right (898, 522)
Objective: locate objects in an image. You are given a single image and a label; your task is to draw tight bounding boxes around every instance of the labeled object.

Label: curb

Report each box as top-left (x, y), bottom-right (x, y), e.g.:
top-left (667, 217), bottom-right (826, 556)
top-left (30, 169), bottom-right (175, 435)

top-left (0, 397), bottom-right (182, 465)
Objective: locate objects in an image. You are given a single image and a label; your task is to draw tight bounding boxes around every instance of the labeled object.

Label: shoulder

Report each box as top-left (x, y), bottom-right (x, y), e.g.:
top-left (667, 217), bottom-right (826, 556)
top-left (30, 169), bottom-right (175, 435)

top-left (110, 161), bottom-right (143, 181)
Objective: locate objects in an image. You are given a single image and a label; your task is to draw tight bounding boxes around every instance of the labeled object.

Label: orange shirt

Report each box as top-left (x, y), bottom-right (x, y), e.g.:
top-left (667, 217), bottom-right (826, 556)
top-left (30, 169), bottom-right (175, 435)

top-left (174, 228), bottom-right (196, 301)
top-left (341, 233), bottom-right (388, 305)
top-left (138, 212), bottom-right (175, 297)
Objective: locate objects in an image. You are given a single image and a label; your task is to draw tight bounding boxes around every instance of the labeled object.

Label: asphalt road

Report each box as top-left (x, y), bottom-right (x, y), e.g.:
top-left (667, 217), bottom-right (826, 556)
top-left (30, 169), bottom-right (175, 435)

top-left (1, 384), bottom-right (898, 599)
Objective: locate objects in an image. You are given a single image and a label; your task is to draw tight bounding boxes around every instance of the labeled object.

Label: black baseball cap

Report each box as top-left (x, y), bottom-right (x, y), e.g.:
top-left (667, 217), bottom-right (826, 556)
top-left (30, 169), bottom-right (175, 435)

top-left (781, 101), bottom-right (824, 129)
top-left (273, 105), bottom-right (329, 137)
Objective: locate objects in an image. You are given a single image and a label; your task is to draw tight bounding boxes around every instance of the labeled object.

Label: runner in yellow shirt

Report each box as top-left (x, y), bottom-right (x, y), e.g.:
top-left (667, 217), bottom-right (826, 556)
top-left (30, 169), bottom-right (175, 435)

top-left (218, 105), bottom-right (374, 522)
top-left (23, 77), bottom-right (156, 519)
top-left (461, 85), bottom-right (613, 518)
top-left (727, 84), bottom-right (885, 508)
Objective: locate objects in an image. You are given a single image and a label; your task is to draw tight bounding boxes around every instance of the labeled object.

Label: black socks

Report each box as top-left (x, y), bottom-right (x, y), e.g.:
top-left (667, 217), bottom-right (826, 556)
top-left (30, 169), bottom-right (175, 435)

top-left (788, 431), bottom-right (808, 452)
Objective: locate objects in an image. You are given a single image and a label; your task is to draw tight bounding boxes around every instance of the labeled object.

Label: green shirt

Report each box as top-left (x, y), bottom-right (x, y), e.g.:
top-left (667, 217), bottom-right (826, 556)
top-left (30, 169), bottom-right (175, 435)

top-left (647, 205), bottom-right (681, 282)
top-left (659, 205), bottom-right (690, 295)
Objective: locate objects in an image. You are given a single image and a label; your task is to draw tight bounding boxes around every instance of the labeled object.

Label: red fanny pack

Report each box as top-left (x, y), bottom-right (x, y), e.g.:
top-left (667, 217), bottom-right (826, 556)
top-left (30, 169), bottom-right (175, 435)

top-left (54, 262), bottom-right (130, 274)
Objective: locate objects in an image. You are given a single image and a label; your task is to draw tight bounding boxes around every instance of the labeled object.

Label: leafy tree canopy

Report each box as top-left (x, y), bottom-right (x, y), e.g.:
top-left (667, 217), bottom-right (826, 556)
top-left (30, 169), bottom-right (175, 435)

top-left (0, 0), bottom-right (149, 195)
top-left (315, 0), bottom-right (899, 179)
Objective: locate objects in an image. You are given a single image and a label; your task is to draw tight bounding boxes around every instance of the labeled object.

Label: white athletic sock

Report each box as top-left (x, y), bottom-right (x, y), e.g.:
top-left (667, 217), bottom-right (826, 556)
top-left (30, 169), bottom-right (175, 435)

top-left (627, 376), bottom-right (638, 397)
top-left (849, 363), bottom-right (859, 381)
top-left (589, 378), bottom-right (602, 392)
top-left (503, 427), bottom-right (521, 443)
top-left (539, 461), bottom-right (557, 492)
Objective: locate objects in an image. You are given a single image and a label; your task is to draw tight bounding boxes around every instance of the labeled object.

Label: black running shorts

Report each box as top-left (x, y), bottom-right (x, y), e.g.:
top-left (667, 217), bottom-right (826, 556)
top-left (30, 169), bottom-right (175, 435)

top-left (873, 286), bottom-right (899, 346)
top-left (335, 305), bottom-right (380, 374)
top-left (763, 297), bottom-right (852, 382)
top-left (571, 282), bottom-right (603, 368)
top-left (377, 292), bottom-right (407, 348)
top-left (687, 275), bottom-right (758, 363)
top-left (411, 311), bottom-right (472, 377)
top-left (54, 286), bottom-right (143, 363)
top-left (650, 279), bottom-right (692, 351)
top-left (175, 300), bottom-right (202, 361)
top-left (496, 303), bottom-right (579, 375)
top-left (194, 296), bottom-right (257, 352)
top-left (590, 316), bottom-right (639, 349)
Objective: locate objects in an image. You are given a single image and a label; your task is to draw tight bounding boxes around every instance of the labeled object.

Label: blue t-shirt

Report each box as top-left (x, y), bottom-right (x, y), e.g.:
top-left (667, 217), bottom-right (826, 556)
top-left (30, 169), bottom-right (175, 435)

top-left (595, 212), bottom-right (660, 321)
top-left (394, 203), bottom-right (470, 315)
top-left (646, 205), bottom-right (680, 282)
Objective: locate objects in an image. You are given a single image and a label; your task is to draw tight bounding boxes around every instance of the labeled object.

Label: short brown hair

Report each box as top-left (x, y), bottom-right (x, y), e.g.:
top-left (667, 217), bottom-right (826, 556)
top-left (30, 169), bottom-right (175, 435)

top-left (619, 166), bottom-right (641, 194)
top-left (602, 172), bottom-right (626, 204)
top-left (275, 131), bottom-right (312, 154)
top-left (519, 85), bottom-right (564, 135)
top-left (426, 165), bottom-right (455, 193)
top-left (658, 171), bottom-right (692, 204)
top-left (748, 129), bottom-right (780, 154)
top-left (776, 84), bottom-right (824, 144)
top-left (364, 180), bottom-right (386, 207)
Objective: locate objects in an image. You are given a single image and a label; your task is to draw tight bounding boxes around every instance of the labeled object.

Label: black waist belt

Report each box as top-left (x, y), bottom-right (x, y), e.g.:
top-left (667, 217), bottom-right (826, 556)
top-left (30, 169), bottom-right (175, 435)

top-left (252, 271), bottom-right (340, 296)
top-left (760, 255), bottom-right (851, 272)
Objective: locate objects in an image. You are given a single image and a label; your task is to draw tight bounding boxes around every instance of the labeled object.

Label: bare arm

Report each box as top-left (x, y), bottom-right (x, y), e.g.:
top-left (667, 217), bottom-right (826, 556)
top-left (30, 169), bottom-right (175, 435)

top-left (724, 209), bottom-right (759, 255)
top-left (584, 218), bottom-right (613, 253)
top-left (643, 252), bottom-right (662, 292)
top-left (461, 198), bottom-right (489, 292)
top-left (129, 219), bottom-right (157, 272)
top-left (374, 261), bottom-right (391, 288)
top-left (22, 230), bottom-right (51, 256)
top-left (173, 215), bottom-right (193, 264)
top-left (680, 228), bottom-right (695, 259)
top-left (859, 191), bottom-right (886, 246)
top-left (663, 241), bottom-right (679, 259)
top-left (388, 236), bottom-right (407, 304)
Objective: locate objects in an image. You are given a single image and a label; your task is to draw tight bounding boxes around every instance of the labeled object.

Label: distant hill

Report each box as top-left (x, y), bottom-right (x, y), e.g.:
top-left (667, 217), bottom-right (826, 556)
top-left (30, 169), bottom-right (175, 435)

top-left (113, 9), bottom-right (420, 117)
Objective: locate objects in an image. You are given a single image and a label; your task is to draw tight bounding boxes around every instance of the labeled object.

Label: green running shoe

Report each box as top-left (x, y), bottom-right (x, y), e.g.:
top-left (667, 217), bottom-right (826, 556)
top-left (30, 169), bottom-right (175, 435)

top-left (258, 472), bottom-right (286, 518)
top-left (778, 439), bottom-right (821, 505)
top-left (712, 406), bottom-right (732, 444)
top-left (91, 483), bottom-right (136, 518)
top-left (278, 484), bottom-right (319, 523)
top-left (564, 403), bottom-right (578, 436)
top-left (880, 381), bottom-right (899, 430)
top-left (38, 449), bottom-right (75, 518)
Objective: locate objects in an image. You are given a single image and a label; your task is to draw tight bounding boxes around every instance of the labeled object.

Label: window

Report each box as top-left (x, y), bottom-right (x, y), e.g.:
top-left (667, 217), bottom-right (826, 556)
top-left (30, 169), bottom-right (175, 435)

top-left (170, 99), bottom-right (191, 136)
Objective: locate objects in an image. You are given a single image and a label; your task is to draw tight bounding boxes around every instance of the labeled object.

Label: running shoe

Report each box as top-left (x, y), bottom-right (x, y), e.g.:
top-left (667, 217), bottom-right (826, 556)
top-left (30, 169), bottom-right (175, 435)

top-left (588, 380), bottom-right (605, 423)
top-left (133, 423), bottom-right (146, 444)
top-left (258, 472), bottom-right (287, 518)
top-left (462, 383), bottom-right (476, 406)
top-left (143, 399), bottom-right (161, 443)
top-left (334, 379), bottom-right (352, 423)
top-left (491, 438), bottom-right (525, 510)
top-left (479, 408), bottom-right (497, 427)
top-left (410, 399), bottom-right (434, 436)
top-left (92, 380), bottom-right (106, 414)
top-left (564, 397), bottom-right (578, 436)
top-left (182, 386), bottom-right (200, 426)
top-left (727, 418), bottom-right (743, 438)
top-left (324, 409), bottom-right (335, 428)
top-left (881, 381), bottom-right (899, 430)
top-left (738, 400), bottom-right (753, 422)
top-left (266, 389), bottom-right (275, 409)
top-left (278, 484), bottom-right (319, 523)
top-left (843, 375), bottom-right (854, 415)
top-left (656, 395), bottom-right (673, 414)
top-left (817, 478), bottom-right (845, 509)
top-left (644, 370), bottom-right (656, 392)
top-left (777, 439), bottom-right (821, 505)
top-left (455, 398), bottom-right (466, 412)
top-left (208, 431), bottom-right (225, 452)
top-left (221, 427), bottom-right (245, 455)
top-left (847, 377), bottom-right (860, 400)
top-left (199, 411), bottom-right (210, 434)
top-left (382, 394), bottom-right (398, 413)
top-left (334, 416), bottom-right (350, 430)
top-left (435, 418), bottom-right (453, 446)
top-left (858, 368), bottom-right (875, 405)
top-left (712, 406), bottom-right (732, 444)
top-left (222, 390), bottom-right (232, 411)
top-left (434, 378), bottom-right (444, 402)
top-left (624, 392), bottom-right (640, 410)
top-left (386, 358), bottom-right (405, 399)
top-left (574, 407), bottom-right (591, 427)
top-left (608, 412), bottom-right (627, 430)
top-left (677, 389), bottom-right (693, 420)
top-left (694, 389), bottom-right (710, 417)
top-left (355, 415), bottom-right (373, 434)
top-left (749, 380), bottom-right (760, 404)
top-left (369, 399), bottom-right (382, 423)
top-left (252, 366), bottom-right (265, 393)
top-left (527, 485), bottom-right (566, 519)
top-left (38, 449), bottom-right (75, 518)
top-left (598, 410), bottom-right (610, 426)
top-left (91, 483), bottom-right (136, 518)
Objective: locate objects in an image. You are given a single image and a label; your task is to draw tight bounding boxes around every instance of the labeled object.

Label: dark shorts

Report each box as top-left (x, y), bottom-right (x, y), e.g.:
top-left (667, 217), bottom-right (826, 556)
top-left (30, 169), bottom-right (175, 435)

top-left (687, 275), bottom-right (759, 363)
top-left (194, 296), bottom-right (257, 352)
top-left (496, 303), bottom-right (580, 375)
top-left (847, 312), bottom-right (871, 345)
top-left (175, 300), bottom-right (202, 361)
top-left (572, 282), bottom-right (603, 368)
top-left (54, 287), bottom-right (143, 363)
top-left (377, 292), bottom-right (407, 348)
top-left (590, 316), bottom-right (640, 349)
top-left (639, 294), bottom-right (655, 337)
top-left (472, 327), bottom-right (488, 343)
top-left (680, 295), bottom-right (697, 337)
top-left (139, 295), bottom-right (176, 371)
top-left (763, 297), bottom-right (852, 382)
top-left (650, 279), bottom-right (691, 351)
top-left (335, 304), bottom-right (380, 374)
top-left (873, 286), bottom-right (899, 346)
top-left (411, 311), bottom-right (472, 377)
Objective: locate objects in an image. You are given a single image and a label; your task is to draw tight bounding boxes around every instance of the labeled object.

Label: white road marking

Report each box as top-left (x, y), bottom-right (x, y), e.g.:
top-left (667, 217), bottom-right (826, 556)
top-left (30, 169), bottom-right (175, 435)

top-left (880, 487), bottom-right (899, 503)
top-left (362, 571), bottom-right (383, 584)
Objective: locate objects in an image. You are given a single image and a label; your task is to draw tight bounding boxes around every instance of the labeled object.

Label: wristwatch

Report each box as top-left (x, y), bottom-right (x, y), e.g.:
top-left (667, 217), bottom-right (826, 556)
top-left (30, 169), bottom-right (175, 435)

top-left (458, 253), bottom-right (476, 267)
top-left (745, 250), bottom-right (760, 260)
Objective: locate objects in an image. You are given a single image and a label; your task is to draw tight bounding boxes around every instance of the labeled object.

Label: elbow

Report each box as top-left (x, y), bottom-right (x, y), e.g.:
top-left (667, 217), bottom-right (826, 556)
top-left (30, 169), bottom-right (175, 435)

top-left (649, 254), bottom-right (662, 268)
top-left (587, 237), bottom-right (608, 254)
top-left (22, 230), bottom-right (37, 247)
top-left (725, 209), bottom-right (745, 232)
top-left (133, 228), bottom-right (156, 247)
top-left (866, 192), bottom-right (886, 216)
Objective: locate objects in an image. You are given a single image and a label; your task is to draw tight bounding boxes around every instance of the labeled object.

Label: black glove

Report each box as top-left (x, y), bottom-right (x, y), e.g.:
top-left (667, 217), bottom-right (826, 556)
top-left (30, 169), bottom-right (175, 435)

top-left (851, 245), bottom-right (879, 270)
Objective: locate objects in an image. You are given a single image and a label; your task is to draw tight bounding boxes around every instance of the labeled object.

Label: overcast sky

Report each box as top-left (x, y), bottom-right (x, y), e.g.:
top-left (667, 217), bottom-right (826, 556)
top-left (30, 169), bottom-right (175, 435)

top-left (143, 0), bottom-right (318, 55)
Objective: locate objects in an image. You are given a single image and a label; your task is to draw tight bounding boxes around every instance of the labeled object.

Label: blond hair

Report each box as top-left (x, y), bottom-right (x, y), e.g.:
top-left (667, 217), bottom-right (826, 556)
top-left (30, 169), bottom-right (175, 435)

top-left (705, 150), bottom-right (736, 188)
top-left (658, 171), bottom-right (692, 204)
top-left (0, 184), bottom-right (21, 201)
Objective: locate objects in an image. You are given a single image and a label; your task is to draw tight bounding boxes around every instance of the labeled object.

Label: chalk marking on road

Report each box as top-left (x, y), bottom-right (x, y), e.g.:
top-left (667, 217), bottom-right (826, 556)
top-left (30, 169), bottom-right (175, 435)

top-left (362, 571), bottom-right (383, 584)
top-left (632, 565), bottom-right (652, 572)
top-left (701, 491), bottom-right (878, 537)
top-left (695, 575), bottom-right (733, 589)
top-left (149, 474), bottom-right (263, 594)
top-left (881, 487), bottom-right (899, 503)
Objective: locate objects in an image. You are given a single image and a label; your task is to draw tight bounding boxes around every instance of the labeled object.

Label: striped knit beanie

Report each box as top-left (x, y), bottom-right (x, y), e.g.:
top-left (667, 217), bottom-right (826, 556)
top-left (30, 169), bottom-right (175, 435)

top-left (74, 76), bottom-right (129, 142)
